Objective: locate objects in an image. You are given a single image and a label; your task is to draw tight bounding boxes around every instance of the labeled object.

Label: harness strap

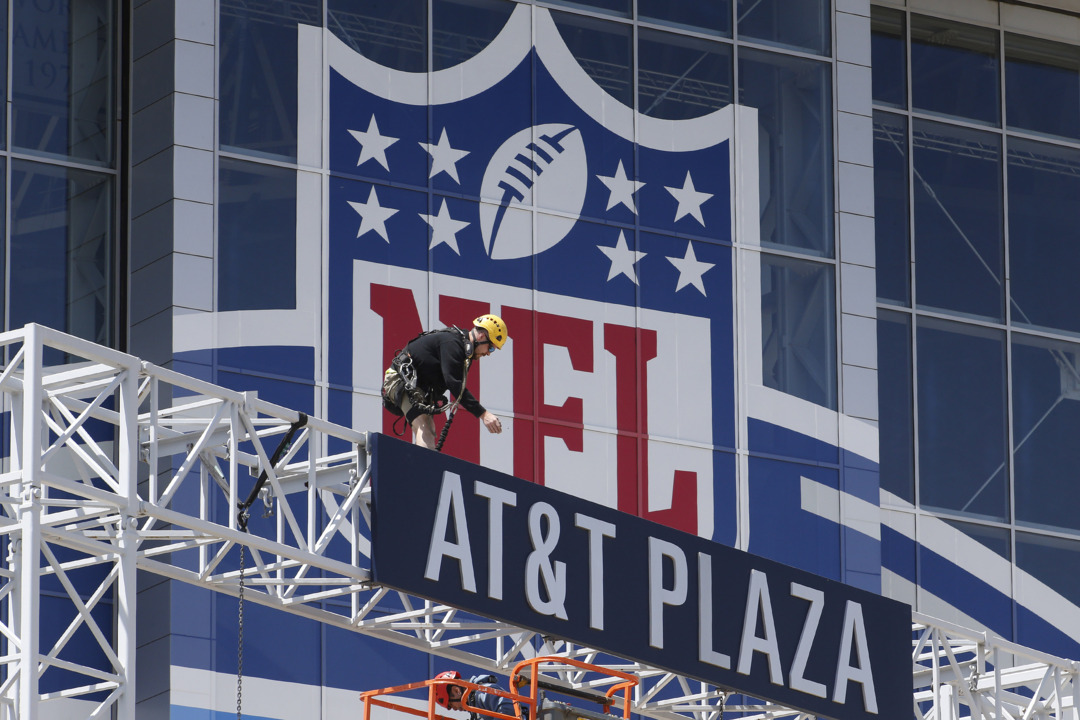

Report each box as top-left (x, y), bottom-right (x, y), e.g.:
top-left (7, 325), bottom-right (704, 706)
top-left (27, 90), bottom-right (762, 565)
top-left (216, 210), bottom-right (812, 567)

top-left (387, 327), bottom-right (473, 417)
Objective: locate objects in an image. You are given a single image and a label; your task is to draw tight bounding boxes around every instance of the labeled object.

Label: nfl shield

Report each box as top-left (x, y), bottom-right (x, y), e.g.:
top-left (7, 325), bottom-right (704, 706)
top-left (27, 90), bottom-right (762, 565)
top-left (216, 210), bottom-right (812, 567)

top-left (325, 6), bottom-right (753, 542)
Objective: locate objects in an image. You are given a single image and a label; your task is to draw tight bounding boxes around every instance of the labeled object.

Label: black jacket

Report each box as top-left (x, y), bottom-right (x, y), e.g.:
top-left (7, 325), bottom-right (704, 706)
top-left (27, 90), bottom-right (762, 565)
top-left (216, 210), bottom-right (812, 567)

top-left (406, 329), bottom-right (485, 417)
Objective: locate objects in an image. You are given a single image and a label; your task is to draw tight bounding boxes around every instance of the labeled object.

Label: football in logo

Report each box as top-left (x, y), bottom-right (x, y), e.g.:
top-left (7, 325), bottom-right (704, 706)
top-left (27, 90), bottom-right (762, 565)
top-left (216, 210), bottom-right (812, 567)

top-left (479, 123), bottom-right (587, 260)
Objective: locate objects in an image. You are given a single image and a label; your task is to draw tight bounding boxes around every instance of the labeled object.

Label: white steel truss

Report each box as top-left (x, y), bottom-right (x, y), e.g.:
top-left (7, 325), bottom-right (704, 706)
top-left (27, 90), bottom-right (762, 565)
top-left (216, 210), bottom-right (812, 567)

top-left (0, 323), bottom-right (1077, 719)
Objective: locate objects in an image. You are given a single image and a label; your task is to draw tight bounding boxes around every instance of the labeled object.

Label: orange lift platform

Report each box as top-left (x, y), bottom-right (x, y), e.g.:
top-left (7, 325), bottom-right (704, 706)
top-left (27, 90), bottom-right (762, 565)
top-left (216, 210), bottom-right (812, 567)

top-left (359, 657), bottom-right (640, 720)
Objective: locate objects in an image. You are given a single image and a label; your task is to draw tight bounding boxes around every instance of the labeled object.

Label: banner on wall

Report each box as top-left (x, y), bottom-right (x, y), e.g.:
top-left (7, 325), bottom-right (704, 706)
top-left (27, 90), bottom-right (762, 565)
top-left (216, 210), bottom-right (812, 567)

top-left (370, 434), bottom-right (911, 720)
top-left (328, 6), bottom-right (750, 543)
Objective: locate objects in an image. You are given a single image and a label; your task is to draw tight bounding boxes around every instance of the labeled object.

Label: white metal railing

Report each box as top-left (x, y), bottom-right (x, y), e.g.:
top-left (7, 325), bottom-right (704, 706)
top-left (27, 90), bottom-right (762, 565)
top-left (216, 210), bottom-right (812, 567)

top-left (0, 323), bottom-right (1077, 719)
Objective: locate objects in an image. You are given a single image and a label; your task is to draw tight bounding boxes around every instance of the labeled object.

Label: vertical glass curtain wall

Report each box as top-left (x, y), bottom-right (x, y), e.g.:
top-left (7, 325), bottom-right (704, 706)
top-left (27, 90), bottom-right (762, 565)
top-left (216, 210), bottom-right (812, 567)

top-left (2, 0), bottom-right (119, 699)
top-left (6, 0), bottom-right (117, 348)
top-left (872, 4), bottom-right (1080, 635)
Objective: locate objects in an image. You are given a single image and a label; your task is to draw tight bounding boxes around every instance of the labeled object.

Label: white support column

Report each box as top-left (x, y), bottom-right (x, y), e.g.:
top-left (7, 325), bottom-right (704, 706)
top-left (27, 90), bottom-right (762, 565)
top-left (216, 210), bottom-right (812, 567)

top-left (17, 325), bottom-right (42, 720)
top-left (3, 353), bottom-right (23, 718)
top-left (937, 683), bottom-right (956, 720)
top-left (116, 520), bottom-right (137, 719)
top-left (116, 361), bottom-right (141, 718)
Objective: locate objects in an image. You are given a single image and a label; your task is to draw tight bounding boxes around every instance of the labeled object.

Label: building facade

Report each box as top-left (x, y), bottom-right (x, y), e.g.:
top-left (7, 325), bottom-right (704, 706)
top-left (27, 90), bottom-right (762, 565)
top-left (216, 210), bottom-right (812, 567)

top-left (6, 0), bottom-right (1080, 715)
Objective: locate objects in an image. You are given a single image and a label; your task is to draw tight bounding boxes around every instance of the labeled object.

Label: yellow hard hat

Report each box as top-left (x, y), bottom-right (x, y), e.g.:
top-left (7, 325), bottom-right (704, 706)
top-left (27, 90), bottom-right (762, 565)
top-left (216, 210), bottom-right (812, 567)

top-left (473, 314), bottom-right (508, 349)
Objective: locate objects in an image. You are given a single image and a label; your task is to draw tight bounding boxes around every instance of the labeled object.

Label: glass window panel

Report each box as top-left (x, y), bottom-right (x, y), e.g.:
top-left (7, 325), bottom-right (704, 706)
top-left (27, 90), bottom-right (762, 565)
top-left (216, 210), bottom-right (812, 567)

top-left (552, 12), bottom-right (632, 109)
top-left (328, 0), bottom-right (425, 72)
top-left (546, 0), bottom-right (630, 19)
top-left (0, 0), bottom-right (7, 148)
top-left (911, 15), bottom-right (999, 126)
top-left (1006, 34), bottom-right (1080, 141)
top-left (218, 159), bottom-right (297, 312)
top-left (877, 310), bottom-right (914, 503)
top-left (871, 6), bottom-right (906, 109)
top-left (916, 317), bottom-right (1007, 521)
top-left (220, 0), bottom-right (319, 160)
top-left (760, 254), bottom-right (836, 410)
top-left (639, 0), bottom-right (730, 37)
top-left (739, 49), bottom-right (834, 257)
top-left (12, 0), bottom-right (115, 164)
top-left (1012, 334), bottom-right (1080, 533)
top-left (0, 159), bottom-right (4, 327)
top-left (874, 111), bottom-right (910, 305)
top-left (433, 0), bottom-right (515, 71)
top-left (1008, 138), bottom-right (1080, 336)
top-left (945, 519), bottom-right (1010, 560)
top-left (913, 120), bottom-right (1003, 321)
top-left (736, 0), bottom-right (830, 56)
top-left (10, 161), bottom-right (113, 347)
top-left (1017, 533), bottom-right (1080, 611)
top-left (638, 29), bottom-right (732, 120)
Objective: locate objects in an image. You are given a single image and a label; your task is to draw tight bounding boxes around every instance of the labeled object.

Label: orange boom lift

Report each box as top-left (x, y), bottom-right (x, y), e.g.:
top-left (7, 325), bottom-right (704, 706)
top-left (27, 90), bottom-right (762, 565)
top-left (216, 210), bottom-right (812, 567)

top-left (360, 657), bottom-right (640, 720)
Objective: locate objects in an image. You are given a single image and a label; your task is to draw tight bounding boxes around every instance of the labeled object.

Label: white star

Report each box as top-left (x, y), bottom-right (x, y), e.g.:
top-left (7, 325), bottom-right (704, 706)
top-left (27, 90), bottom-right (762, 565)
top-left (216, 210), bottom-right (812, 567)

top-left (667, 241), bottom-right (714, 296)
top-left (664, 171), bottom-right (713, 226)
top-left (348, 186), bottom-right (398, 242)
top-left (420, 128), bottom-right (470, 184)
top-left (598, 231), bottom-right (646, 284)
top-left (348, 116), bottom-right (398, 171)
top-left (420, 199), bottom-right (470, 255)
top-left (597, 160), bottom-right (645, 214)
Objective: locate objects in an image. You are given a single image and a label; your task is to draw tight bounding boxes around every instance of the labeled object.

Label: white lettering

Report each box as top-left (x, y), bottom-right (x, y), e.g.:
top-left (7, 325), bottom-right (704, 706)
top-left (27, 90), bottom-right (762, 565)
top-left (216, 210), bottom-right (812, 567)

top-left (697, 552), bottom-right (731, 669)
top-left (574, 513), bottom-right (616, 630)
top-left (525, 502), bottom-right (568, 619)
top-left (424, 472), bottom-right (476, 592)
top-left (789, 583), bottom-right (827, 698)
top-left (737, 569), bottom-right (784, 685)
top-left (648, 537), bottom-right (687, 649)
top-left (833, 601), bottom-right (878, 713)
top-left (474, 482), bottom-right (516, 600)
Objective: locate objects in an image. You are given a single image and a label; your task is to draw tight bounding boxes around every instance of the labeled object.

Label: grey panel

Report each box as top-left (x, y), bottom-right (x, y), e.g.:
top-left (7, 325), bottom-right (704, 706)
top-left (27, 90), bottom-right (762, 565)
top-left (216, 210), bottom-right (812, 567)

top-left (174, 199), bottom-right (215, 258)
top-left (131, 149), bottom-right (174, 217)
top-left (129, 307), bottom-right (174, 367)
top-left (836, 11), bottom-right (871, 65)
top-left (130, 200), bottom-right (174, 272)
top-left (842, 363), bottom-right (878, 419)
top-left (838, 111), bottom-right (873, 166)
top-left (839, 212), bottom-right (876, 268)
top-left (130, 255), bottom-right (174, 325)
top-left (175, 40), bottom-right (216, 99)
top-left (132, 95), bottom-right (175, 166)
top-left (175, 93), bottom-right (215, 151)
top-left (842, 313), bottom-right (878, 369)
top-left (840, 262), bottom-right (877, 319)
top-left (132, 42), bottom-right (176, 113)
top-left (133, 0), bottom-right (176, 61)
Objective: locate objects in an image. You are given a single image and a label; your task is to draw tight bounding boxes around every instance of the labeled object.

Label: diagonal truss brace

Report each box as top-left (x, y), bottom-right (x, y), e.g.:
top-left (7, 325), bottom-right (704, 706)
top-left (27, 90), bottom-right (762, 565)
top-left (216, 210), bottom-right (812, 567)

top-left (0, 323), bottom-right (1078, 720)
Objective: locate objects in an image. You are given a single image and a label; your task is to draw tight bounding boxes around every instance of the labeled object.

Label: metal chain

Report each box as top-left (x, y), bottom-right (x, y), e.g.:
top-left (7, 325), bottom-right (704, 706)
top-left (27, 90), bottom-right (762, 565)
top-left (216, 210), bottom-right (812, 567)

top-left (237, 544), bottom-right (245, 720)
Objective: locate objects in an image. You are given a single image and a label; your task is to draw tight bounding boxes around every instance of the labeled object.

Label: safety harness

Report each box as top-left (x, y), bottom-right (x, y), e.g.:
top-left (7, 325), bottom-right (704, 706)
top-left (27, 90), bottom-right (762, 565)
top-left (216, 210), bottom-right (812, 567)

top-left (382, 327), bottom-right (473, 440)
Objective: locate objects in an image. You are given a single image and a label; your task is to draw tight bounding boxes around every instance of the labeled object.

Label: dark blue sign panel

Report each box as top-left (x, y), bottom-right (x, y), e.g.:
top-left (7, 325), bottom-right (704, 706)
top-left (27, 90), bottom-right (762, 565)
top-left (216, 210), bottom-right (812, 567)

top-left (370, 434), bottom-right (910, 720)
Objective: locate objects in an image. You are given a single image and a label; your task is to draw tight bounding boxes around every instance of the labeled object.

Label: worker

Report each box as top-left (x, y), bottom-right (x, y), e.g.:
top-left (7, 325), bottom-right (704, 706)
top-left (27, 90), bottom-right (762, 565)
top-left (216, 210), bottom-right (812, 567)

top-left (382, 314), bottom-right (508, 449)
top-left (433, 670), bottom-right (524, 719)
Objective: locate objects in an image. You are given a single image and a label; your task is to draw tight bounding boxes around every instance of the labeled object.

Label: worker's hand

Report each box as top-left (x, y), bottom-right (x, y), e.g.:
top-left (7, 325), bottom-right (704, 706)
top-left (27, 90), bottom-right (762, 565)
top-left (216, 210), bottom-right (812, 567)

top-left (481, 411), bottom-right (503, 434)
